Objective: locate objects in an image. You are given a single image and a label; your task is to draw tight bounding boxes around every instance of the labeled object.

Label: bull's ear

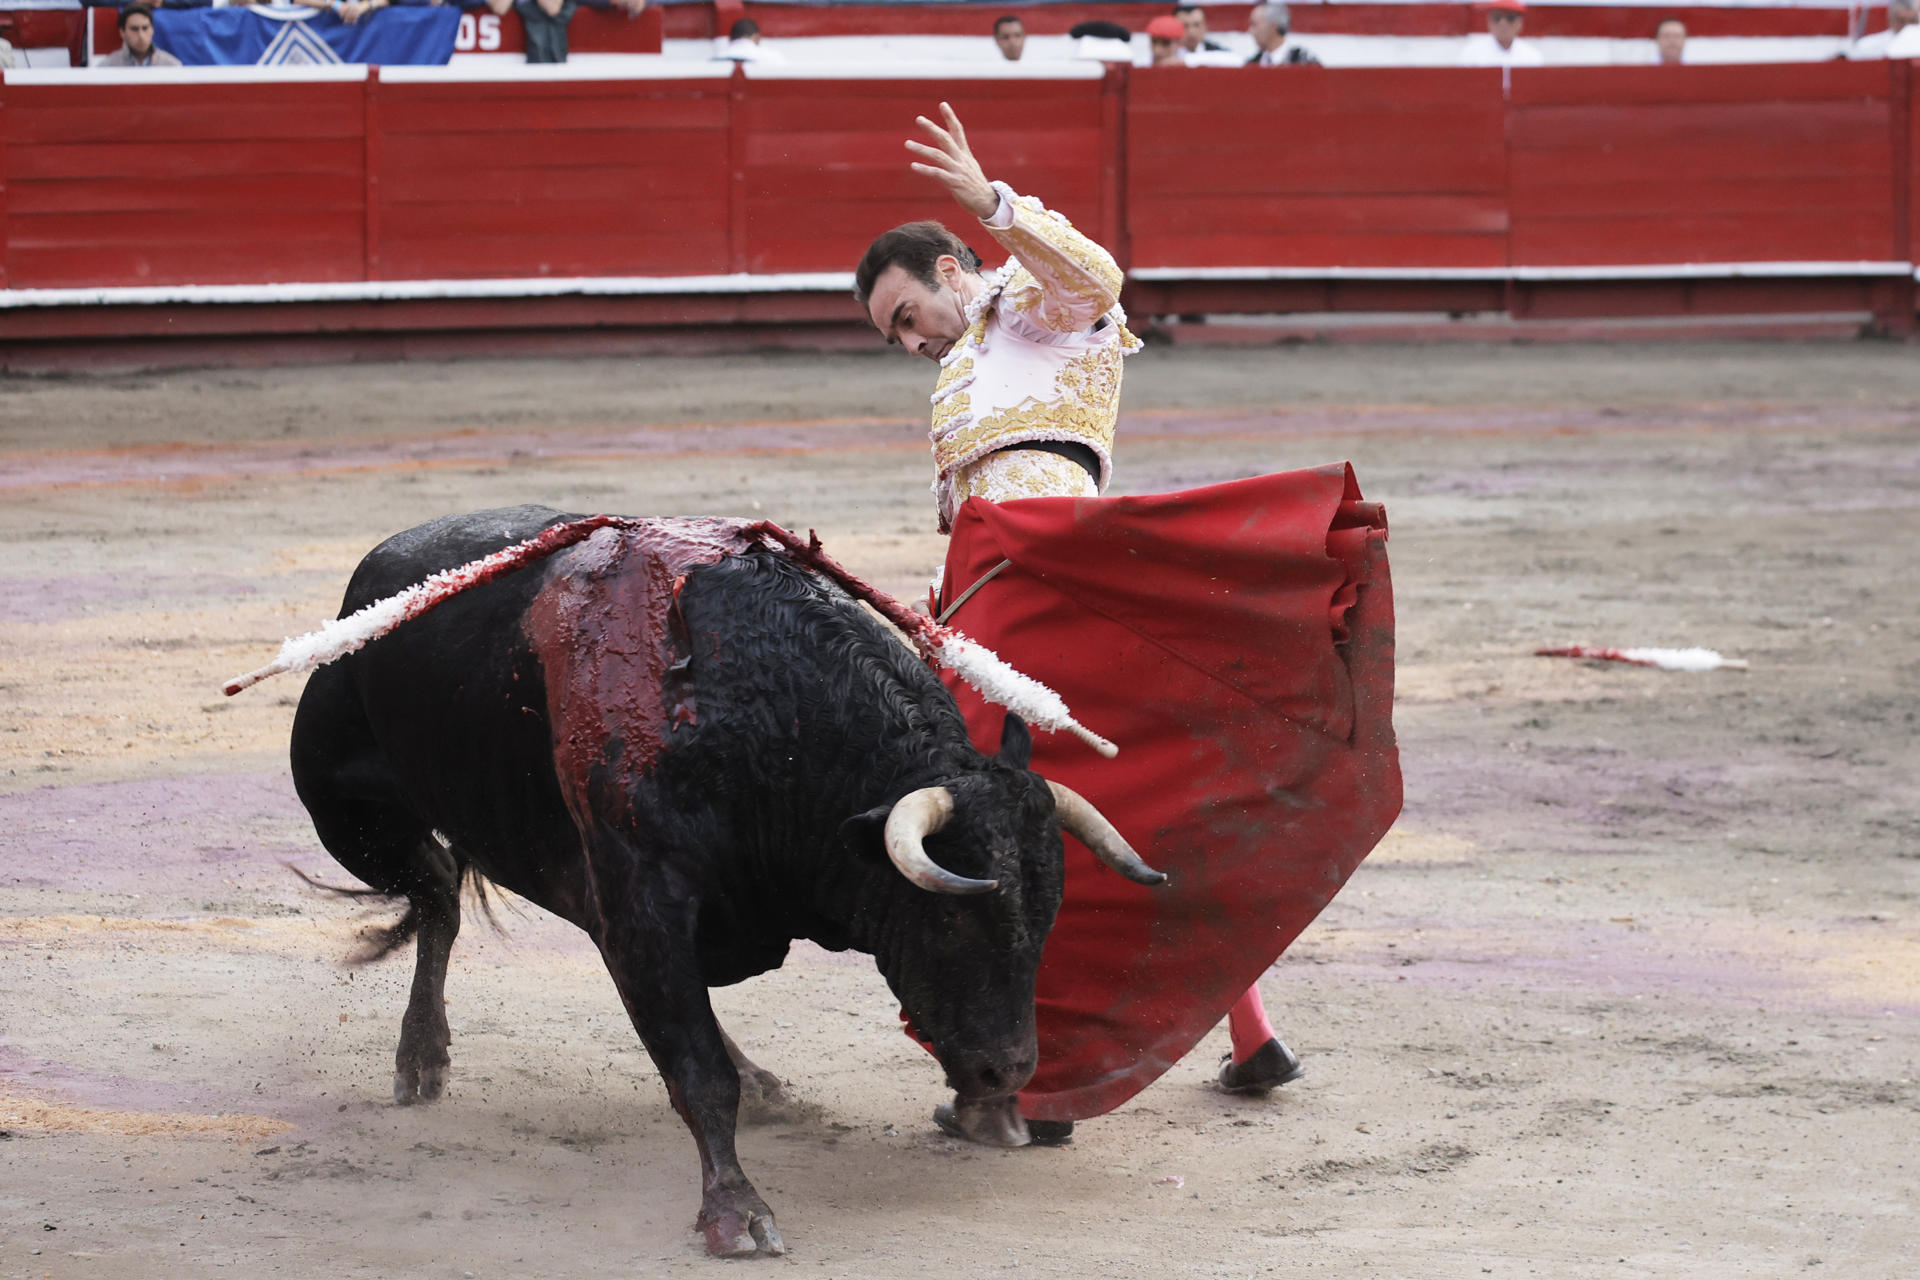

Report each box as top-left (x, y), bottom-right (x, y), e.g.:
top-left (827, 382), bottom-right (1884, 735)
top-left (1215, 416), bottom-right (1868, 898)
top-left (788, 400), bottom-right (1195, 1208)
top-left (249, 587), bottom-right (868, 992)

top-left (997, 713), bottom-right (1032, 769)
top-left (839, 805), bottom-right (893, 862)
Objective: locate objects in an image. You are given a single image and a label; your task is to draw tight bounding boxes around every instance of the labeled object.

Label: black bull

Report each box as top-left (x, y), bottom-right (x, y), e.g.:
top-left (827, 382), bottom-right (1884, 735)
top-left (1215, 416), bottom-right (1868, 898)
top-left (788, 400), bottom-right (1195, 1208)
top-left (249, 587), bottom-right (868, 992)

top-left (288, 506), bottom-right (1161, 1257)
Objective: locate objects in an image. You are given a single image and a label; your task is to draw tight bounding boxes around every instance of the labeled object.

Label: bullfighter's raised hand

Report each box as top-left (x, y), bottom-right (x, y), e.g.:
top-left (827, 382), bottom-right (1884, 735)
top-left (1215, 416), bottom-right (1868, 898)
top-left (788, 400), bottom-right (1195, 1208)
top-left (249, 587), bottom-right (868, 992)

top-left (905, 102), bottom-right (999, 221)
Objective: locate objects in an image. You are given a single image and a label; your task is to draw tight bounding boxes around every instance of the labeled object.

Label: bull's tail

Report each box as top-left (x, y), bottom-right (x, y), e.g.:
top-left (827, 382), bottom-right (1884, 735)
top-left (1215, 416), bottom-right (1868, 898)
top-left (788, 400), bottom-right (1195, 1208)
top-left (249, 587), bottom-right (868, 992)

top-left (285, 862), bottom-right (509, 965)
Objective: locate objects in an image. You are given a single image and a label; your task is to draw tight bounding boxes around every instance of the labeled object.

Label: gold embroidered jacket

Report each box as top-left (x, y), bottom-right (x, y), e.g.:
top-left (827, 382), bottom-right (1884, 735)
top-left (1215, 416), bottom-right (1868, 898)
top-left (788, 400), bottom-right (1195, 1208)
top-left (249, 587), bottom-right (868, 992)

top-left (927, 182), bottom-right (1141, 532)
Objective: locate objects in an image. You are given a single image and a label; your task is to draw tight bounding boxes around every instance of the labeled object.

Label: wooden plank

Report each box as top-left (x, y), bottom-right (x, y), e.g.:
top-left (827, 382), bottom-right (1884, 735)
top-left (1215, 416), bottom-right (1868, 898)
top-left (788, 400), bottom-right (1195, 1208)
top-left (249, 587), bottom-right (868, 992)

top-left (1129, 194), bottom-right (1511, 237)
top-left (11, 139), bottom-right (367, 182)
top-left (1507, 62), bottom-right (1890, 108)
top-left (1511, 213), bottom-right (1895, 266)
top-left (1508, 102), bottom-right (1889, 153)
top-left (8, 240), bottom-right (363, 289)
top-left (379, 128), bottom-right (725, 172)
top-left (1508, 139), bottom-right (1892, 190)
top-left (1130, 67), bottom-right (1504, 115)
top-left (380, 200), bottom-right (697, 239)
top-left (375, 232), bottom-right (729, 281)
top-left (1512, 176), bottom-right (1891, 221)
top-left (12, 209), bottom-right (365, 246)
top-left (1128, 229), bottom-right (1510, 271)
top-left (377, 93), bottom-right (728, 136)
top-left (8, 98), bottom-right (365, 145)
top-left (7, 173), bottom-right (364, 216)
top-left (382, 165), bottom-right (726, 206)
top-left (745, 162), bottom-right (1100, 204)
top-left (1130, 146), bottom-right (1506, 197)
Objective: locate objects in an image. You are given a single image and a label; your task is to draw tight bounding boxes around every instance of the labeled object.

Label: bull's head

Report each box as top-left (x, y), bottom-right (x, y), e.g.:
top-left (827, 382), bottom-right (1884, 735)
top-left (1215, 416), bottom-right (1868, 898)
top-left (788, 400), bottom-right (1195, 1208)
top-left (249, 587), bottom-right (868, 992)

top-left (839, 715), bottom-right (1164, 1104)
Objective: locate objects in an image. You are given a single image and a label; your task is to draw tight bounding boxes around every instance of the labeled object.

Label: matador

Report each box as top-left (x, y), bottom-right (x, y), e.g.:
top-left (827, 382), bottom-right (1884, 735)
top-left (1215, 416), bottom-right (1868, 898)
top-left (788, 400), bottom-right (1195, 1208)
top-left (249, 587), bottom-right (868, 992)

top-left (855, 104), bottom-right (1317, 1147)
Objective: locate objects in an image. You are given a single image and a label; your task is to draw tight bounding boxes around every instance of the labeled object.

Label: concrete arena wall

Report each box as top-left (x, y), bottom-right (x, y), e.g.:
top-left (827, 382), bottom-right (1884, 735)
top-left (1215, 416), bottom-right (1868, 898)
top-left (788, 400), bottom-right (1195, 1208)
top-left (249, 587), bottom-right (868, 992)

top-left (1, 58), bottom-right (1916, 342)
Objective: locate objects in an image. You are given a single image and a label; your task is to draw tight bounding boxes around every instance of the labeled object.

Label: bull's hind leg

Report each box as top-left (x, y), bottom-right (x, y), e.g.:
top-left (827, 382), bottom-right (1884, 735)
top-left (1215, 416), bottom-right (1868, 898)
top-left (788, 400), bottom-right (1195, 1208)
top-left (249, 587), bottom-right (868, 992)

top-left (291, 668), bottom-right (463, 1105)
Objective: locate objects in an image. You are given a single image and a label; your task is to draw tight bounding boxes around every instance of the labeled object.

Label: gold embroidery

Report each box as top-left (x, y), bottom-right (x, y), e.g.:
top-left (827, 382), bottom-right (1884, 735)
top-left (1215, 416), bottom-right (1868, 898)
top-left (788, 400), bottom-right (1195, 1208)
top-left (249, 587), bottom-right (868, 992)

top-left (931, 390), bottom-right (972, 436)
top-left (953, 449), bottom-right (1099, 506)
top-left (985, 197), bottom-right (1124, 332)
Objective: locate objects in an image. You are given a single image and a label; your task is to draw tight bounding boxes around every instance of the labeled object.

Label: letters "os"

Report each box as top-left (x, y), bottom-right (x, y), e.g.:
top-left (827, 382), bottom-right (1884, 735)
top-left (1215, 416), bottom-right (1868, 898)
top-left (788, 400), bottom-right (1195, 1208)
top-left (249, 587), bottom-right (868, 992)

top-left (454, 13), bottom-right (504, 53)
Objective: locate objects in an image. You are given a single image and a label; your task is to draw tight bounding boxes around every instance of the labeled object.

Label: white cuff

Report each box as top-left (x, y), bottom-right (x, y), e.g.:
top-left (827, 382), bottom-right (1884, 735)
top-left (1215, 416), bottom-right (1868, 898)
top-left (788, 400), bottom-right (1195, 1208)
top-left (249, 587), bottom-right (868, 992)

top-left (980, 181), bottom-right (1017, 231)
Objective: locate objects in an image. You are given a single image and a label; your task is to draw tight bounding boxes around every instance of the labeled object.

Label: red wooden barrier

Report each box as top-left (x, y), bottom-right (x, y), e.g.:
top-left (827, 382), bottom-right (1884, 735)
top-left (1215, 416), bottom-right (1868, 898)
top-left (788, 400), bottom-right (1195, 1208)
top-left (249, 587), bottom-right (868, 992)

top-left (1507, 62), bottom-right (1900, 267)
top-left (1, 62), bottom-right (1917, 338)
top-left (371, 71), bottom-right (731, 280)
top-left (735, 75), bottom-right (1111, 274)
top-left (1127, 66), bottom-right (1508, 270)
top-left (3, 77), bottom-right (368, 288)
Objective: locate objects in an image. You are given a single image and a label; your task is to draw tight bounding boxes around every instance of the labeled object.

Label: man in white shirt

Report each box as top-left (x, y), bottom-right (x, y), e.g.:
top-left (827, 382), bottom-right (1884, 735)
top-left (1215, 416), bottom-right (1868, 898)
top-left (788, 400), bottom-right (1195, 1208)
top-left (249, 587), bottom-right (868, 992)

top-left (1852, 1), bottom-right (1918, 59)
top-left (1246, 2), bottom-right (1319, 66)
top-left (1459, 0), bottom-right (1545, 67)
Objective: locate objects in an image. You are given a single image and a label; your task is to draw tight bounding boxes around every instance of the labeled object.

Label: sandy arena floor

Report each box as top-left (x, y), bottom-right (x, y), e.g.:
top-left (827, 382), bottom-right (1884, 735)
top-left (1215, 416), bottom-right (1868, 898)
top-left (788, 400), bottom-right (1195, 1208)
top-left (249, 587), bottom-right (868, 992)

top-left (1, 342), bottom-right (1916, 1278)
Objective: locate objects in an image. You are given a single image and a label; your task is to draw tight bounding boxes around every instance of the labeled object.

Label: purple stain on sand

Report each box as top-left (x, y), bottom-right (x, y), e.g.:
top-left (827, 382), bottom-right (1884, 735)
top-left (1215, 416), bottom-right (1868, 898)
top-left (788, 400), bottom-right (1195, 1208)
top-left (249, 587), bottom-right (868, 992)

top-left (0, 772), bottom-right (314, 893)
top-left (0, 572), bottom-right (281, 625)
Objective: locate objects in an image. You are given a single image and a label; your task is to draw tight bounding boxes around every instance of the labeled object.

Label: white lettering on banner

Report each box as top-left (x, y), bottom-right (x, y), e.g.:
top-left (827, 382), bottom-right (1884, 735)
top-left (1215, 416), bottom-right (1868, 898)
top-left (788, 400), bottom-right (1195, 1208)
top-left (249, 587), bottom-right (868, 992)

top-left (454, 14), bottom-right (502, 53)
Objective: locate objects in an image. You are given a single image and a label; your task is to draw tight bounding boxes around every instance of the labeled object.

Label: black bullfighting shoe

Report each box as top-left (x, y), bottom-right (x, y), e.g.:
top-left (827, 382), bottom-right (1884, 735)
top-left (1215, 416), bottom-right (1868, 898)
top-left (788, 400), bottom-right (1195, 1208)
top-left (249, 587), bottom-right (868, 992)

top-left (1023, 1119), bottom-right (1075, 1146)
top-left (1217, 1038), bottom-right (1305, 1094)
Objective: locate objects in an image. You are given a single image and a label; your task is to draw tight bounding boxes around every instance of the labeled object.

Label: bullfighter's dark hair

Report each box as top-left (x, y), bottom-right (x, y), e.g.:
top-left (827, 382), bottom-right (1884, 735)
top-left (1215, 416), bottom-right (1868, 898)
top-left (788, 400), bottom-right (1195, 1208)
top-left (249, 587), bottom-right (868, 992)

top-left (853, 221), bottom-right (985, 309)
top-left (118, 2), bottom-right (154, 29)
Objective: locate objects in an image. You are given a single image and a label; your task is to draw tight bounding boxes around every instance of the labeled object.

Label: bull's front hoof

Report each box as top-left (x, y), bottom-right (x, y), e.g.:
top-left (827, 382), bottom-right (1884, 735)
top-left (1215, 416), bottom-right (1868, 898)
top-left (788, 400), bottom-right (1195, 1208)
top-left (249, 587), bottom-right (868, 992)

top-left (933, 1097), bottom-right (1030, 1148)
top-left (392, 1063), bottom-right (448, 1106)
top-left (698, 1205), bottom-right (785, 1258)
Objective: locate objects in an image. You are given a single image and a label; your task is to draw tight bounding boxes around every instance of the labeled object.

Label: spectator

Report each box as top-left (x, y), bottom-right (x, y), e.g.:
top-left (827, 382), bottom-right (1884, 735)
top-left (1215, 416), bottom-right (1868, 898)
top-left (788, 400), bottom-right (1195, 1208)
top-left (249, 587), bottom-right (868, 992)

top-left (0, 35), bottom-right (17, 71)
top-left (1147, 14), bottom-right (1188, 65)
top-left (1655, 17), bottom-right (1686, 65)
top-left (99, 4), bottom-right (182, 66)
top-left (1174, 5), bottom-right (1226, 54)
top-left (716, 16), bottom-right (785, 62)
top-left (1459, 0), bottom-right (1544, 67)
top-left (1852, 0), bottom-right (1918, 58)
top-left (484, 0), bottom-right (643, 64)
top-left (1246, 3), bottom-right (1319, 66)
top-left (993, 14), bottom-right (1025, 62)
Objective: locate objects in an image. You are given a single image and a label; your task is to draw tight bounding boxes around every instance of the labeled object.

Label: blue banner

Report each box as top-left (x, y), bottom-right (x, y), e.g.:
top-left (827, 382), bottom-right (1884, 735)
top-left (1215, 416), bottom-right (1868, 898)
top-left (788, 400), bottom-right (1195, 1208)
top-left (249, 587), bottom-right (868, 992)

top-left (153, 6), bottom-right (461, 67)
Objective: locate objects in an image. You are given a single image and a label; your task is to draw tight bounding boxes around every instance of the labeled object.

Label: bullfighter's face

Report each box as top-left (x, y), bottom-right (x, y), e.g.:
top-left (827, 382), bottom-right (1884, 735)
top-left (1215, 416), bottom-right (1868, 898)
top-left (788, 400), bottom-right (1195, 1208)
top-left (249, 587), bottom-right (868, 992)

top-left (866, 259), bottom-right (979, 363)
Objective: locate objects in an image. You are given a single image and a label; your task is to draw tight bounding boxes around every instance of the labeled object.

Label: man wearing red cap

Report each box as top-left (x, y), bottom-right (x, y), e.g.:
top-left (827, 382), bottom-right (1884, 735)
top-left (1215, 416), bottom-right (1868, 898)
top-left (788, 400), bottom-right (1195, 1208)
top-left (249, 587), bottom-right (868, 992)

top-left (1460, 0), bottom-right (1545, 66)
top-left (1146, 14), bottom-right (1191, 65)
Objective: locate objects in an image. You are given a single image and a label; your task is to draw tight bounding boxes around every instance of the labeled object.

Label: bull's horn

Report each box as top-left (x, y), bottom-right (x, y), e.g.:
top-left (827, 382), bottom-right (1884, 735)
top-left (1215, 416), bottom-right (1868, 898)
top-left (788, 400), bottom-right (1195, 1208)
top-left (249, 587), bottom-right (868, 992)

top-left (883, 787), bottom-right (998, 895)
top-left (1046, 782), bottom-right (1168, 886)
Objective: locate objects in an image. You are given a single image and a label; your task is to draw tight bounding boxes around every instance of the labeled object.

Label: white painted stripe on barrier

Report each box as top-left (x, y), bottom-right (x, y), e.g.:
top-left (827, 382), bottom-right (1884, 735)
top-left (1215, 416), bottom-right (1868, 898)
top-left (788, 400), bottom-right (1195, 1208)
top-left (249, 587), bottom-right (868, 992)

top-left (739, 59), bottom-right (1107, 80)
top-left (379, 60), bottom-right (733, 83)
top-left (0, 273), bottom-right (859, 309)
top-left (1129, 262), bottom-right (1913, 282)
top-left (3, 65), bottom-right (370, 85)
top-left (5, 262), bottom-right (1907, 308)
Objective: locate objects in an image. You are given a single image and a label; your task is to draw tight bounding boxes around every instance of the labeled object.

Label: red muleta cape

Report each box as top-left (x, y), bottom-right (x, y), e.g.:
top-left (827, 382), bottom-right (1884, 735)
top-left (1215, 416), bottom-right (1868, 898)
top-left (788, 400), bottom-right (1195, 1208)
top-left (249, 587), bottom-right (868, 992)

top-left (933, 464), bottom-right (1401, 1122)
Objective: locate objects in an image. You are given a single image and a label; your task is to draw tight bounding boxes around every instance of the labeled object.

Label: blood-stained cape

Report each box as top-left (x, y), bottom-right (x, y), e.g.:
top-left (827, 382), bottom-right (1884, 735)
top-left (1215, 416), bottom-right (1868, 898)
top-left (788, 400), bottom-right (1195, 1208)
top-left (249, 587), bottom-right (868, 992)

top-left (934, 464), bottom-right (1401, 1123)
